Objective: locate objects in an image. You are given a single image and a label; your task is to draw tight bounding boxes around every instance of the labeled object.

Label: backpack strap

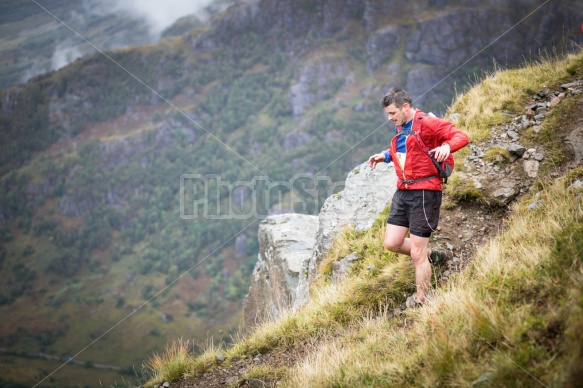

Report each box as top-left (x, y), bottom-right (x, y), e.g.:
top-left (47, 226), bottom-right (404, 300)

top-left (412, 114), bottom-right (451, 184)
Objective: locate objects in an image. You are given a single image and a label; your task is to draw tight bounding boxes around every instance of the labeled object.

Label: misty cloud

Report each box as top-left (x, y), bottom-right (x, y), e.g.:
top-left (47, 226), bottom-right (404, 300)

top-left (52, 43), bottom-right (84, 71)
top-left (111, 0), bottom-right (218, 36)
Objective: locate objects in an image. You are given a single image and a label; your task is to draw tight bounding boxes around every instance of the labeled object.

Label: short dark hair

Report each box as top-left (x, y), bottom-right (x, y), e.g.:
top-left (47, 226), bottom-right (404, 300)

top-left (381, 87), bottom-right (412, 108)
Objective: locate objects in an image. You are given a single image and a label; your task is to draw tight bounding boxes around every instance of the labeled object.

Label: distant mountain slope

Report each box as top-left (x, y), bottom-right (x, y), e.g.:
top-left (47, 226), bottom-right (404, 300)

top-left (0, 0), bottom-right (233, 89)
top-left (0, 1), bottom-right (582, 386)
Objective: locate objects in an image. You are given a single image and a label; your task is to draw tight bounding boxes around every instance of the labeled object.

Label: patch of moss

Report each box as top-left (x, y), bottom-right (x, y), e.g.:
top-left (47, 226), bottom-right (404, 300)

top-left (483, 146), bottom-right (510, 165)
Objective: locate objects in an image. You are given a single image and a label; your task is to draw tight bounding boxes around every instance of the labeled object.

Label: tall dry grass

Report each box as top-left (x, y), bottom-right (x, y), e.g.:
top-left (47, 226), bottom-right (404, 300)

top-left (448, 49), bottom-right (583, 141)
top-left (284, 177), bottom-right (583, 387)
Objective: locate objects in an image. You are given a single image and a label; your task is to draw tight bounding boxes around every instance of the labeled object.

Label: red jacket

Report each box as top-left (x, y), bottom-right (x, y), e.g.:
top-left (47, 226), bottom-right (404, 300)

top-left (389, 109), bottom-right (469, 191)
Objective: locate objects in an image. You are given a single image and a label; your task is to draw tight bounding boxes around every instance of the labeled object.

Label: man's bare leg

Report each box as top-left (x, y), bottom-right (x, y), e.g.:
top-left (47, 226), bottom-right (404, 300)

top-left (409, 234), bottom-right (432, 303)
top-left (384, 224), bottom-right (432, 303)
top-left (383, 224), bottom-right (410, 254)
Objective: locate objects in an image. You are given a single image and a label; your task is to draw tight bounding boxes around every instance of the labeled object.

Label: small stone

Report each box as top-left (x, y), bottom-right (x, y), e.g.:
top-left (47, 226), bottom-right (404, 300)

top-left (366, 265), bottom-right (377, 272)
top-left (573, 89), bottom-right (582, 95)
top-left (452, 257), bottom-right (461, 264)
top-left (561, 81), bottom-right (582, 89)
top-left (446, 243), bottom-right (454, 250)
top-left (537, 87), bottom-right (549, 97)
top-left (163, 382), bottom-right (170, 388)
top-left (507, 130), bottom-right (519, 139)
top-left (216, 353), bottom-right (225, 362)
top-left (525, 103), bottom-right (537, 110)
top-left (253, 356), bottom-right (261, 362)
top-left (534, 113), bottom-right (545, 120)
top-left (548, 96), bottom-right (561, 108)
top-left (523, 160), bottom-right (540, 178)
top-left (569, 180), bottom-right (583, 190)
top-left (505, 143), bottom-right (526, 157)
top-left (528, 200), bottom-right (545, 210)
top-left (449, 113), bottom-right (461, 121)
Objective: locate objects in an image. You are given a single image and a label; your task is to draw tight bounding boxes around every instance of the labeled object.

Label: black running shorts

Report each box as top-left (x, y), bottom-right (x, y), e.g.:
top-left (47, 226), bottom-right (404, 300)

top-left (387, 189), bottom-right (442, 238)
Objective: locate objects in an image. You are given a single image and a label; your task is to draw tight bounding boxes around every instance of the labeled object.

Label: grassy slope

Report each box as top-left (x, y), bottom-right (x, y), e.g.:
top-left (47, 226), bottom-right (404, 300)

top-left (144, 49), bottom-right (583, 386)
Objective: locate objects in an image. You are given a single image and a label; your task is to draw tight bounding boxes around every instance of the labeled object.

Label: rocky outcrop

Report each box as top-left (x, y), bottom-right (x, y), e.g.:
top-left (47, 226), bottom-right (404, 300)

top-left (295, 160), bottom-right (397, 308)
top-left (461, 80), bottom-right (583, 205)
top-left (289, 58), bottom-right (349, 120)
top-left (243, 160), bottom-right (398, 324)
top-left (332, 252), bottom-right (359, 285)
top-left (243, 213), bottom-right (318, 329)
top-left (366, 26), bottom-right (400, 73)
top-left (98, 120), bottom-right (196, 168)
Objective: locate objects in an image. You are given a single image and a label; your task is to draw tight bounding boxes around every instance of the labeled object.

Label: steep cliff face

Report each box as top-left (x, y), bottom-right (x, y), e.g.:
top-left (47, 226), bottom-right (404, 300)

top-left (191, 0), bottom-right (583, 108)
top-left (243, 160), bottom-right (398, 327)
top-left (295, 160), bottom-right (398, 308)
top-left (243, 213), bottom-right (318, 329)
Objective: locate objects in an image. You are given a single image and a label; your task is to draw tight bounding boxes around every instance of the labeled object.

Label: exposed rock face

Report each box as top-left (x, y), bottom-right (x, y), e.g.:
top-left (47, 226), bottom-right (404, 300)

top-left (461, 80), bottom-right (583, 204)
top-left (243, 160), bottom-right (398, 321)
top-left (405, 64), bottom-right (447, 107)
top-left (367, 26), bottom-right (400, 73)
top-left (57, 121), bottom-right (196, 218)
top-left (295, 160), bottom-right (397, 308)
top-left (406, 9), bottom-right (510, 67)
top-left (332, 252), bottom-right (359, 285)
top-left (188, 0), bottom-right (583, 116)
top-left (243, 213), bottom-right (318, 329)
top-left (289, 58), bottom-right (348, 120)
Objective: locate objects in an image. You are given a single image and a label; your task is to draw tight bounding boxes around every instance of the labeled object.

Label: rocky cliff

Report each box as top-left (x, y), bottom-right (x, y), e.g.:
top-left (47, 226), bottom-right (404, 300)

top-left (242, 213), bottom-right (318, 328)
top-left (243, 160), bottom-right (398, 327)
top-left (192, 0), bottom-right (583, 109)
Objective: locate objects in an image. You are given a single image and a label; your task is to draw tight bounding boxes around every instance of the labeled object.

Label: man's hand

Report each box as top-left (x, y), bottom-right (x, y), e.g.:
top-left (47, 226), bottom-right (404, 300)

top-left (368, 153), bottom-right (386, 169)
top-left (429, 144), bottom-right (451, 162)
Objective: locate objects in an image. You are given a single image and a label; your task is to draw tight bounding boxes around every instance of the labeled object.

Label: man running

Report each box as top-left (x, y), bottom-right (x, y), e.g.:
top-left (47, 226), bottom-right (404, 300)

top-left (368, 87), bottom-right (469, 305)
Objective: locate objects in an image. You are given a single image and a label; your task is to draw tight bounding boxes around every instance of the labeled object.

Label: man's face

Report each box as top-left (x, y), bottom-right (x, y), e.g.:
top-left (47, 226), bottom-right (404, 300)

top-left (385, 103), bottom-right (410, 126)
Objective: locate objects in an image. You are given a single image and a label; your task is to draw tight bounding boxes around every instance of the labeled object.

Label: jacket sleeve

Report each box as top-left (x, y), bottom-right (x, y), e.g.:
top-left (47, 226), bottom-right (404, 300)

top-left (431, 117), bottom-right (469, 152)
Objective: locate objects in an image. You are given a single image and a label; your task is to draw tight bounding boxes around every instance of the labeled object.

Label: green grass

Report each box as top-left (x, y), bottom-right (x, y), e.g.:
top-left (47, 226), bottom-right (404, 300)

top-left (483, 146), bottom-right (510, 165)
top-left (523, 95), bottom-right (583, 177)
top-left (448, 50), bottom-right (583, 142)
top-left (443, 173), bottom-right (487, 207)
top-left (244, 364), bottom-right (289, 382)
